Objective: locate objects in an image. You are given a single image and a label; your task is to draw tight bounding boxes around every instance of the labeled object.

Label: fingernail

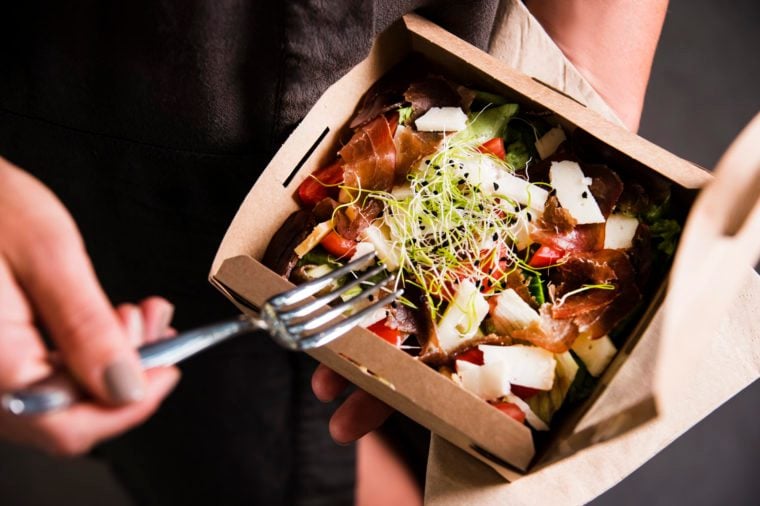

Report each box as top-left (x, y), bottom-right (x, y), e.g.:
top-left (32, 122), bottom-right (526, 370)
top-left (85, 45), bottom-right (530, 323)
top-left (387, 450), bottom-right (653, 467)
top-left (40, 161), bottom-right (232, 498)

top-left (154, 303), bottom-right (175, 338)
top-left (126, 308), bottom-right (144, 346)
top-left (103, 360), bottom-right (145, 404)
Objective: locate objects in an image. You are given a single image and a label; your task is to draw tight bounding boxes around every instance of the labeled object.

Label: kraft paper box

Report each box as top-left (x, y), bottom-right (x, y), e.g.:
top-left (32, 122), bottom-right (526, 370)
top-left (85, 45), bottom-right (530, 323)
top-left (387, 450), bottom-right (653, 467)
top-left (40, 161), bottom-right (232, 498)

top-left (209, 11), bottom-right (760, 500)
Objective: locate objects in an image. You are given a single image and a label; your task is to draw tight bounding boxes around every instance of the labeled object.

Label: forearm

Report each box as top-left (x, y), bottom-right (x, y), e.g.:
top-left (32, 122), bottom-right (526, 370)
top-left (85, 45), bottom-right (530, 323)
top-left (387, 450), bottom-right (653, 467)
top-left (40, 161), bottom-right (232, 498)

top-left (526, 0), bottom-right (669, 131)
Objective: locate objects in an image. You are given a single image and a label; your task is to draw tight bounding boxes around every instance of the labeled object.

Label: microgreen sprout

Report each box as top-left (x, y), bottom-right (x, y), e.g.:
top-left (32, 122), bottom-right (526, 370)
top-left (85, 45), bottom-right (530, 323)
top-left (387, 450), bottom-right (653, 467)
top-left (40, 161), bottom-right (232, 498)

top-left (555, 283), bottom-right (616, 307)
top-left (358, 134), bottom-right (545, 318)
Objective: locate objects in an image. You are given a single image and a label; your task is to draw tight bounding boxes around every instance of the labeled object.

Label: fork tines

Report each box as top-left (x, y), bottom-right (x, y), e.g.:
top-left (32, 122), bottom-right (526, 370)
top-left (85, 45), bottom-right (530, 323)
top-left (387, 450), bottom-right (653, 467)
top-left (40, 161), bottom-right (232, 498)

top-left (264, 254), bottom-right (403, 350)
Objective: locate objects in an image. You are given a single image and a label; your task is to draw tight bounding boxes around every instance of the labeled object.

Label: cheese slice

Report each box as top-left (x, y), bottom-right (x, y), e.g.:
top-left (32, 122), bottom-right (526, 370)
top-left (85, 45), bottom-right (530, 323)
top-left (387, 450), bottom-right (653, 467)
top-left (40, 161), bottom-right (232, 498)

top-left (604, 214), bottom-right (639, 249)
top-left (549, 160), bottom-right (605, 224)
top-left (415, 107), bottom-right (468, 132)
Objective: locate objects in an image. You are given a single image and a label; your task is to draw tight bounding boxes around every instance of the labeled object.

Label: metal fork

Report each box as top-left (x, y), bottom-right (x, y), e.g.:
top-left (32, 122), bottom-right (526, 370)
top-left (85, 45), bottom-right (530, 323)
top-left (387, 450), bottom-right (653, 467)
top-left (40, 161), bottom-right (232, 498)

top-left (1, 253), bottom-right (401, 415)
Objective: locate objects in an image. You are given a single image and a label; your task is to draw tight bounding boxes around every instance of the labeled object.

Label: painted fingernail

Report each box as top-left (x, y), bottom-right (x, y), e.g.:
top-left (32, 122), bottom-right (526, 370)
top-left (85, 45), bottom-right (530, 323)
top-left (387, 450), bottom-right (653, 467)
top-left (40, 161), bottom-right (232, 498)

top-left (103, 360), bottom-right (145, 404)
top-left (126, 308), bottom-right (144, 346)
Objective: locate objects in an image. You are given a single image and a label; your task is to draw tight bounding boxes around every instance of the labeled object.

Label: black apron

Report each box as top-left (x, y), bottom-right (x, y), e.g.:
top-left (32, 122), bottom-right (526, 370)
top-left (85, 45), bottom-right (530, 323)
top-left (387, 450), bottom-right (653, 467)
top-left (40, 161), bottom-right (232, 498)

top-left (0, 2), bottom-right (498, 504)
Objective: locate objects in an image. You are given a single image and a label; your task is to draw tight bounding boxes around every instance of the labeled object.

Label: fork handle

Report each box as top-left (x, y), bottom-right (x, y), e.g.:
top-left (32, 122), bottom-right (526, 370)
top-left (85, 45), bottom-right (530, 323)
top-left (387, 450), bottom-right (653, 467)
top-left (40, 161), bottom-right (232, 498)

top-left (1, 316), bottom-right (265, 416)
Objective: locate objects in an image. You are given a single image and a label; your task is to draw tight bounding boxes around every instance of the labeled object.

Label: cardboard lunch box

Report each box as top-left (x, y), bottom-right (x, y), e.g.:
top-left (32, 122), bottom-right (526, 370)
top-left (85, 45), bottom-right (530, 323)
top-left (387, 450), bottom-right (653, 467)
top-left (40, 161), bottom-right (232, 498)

top-left (209, 14), bottom-right (714, 480)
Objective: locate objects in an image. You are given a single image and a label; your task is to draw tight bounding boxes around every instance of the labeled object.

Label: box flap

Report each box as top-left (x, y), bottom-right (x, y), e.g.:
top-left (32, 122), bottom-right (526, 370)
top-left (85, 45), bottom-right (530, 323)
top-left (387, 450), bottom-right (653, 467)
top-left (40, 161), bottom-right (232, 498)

top-left (214, 255), bottom-right (535, 472)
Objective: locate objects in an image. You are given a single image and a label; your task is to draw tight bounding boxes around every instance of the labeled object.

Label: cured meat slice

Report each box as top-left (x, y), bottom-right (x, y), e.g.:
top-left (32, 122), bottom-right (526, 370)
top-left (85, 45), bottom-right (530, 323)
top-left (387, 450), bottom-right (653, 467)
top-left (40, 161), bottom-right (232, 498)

top-left (262, 209), bottom-right (317, 278)
top-left (404, 76), bottom-right (463, 121)
top-left (512, 305), bottom-right (579, 354)
top-left (531, 223), bottom-right (605, 252)
top-left (582, 164), bottom-right (624, 218)
top-left (340, 115), bottom-right (397, 194)
top-left (394, 126), bottom-right (442, 182)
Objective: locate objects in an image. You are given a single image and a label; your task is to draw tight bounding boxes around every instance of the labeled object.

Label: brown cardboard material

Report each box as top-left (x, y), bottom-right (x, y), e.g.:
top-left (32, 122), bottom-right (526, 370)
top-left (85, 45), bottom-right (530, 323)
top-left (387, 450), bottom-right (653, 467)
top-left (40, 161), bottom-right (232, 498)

top-left (210, 13), bottom-right (720, 482)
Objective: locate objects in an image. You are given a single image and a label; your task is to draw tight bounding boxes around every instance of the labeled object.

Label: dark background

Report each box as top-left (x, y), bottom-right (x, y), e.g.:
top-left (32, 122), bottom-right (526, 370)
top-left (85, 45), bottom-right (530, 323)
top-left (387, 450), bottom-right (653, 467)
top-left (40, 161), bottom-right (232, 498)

top-left (1, 0), bottom-right (758, 504)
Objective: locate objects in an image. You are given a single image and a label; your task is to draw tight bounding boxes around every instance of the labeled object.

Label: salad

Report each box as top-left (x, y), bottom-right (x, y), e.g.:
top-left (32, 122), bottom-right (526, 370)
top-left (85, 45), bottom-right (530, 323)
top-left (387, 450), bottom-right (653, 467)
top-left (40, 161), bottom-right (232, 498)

top-left (263, 61), bottom-right (681, 432)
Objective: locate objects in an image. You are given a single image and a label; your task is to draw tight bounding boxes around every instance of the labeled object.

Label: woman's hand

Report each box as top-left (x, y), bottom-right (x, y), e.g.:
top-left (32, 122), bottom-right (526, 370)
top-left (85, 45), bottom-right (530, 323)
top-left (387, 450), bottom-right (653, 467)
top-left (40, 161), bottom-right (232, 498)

top-left (0, 157), bottom-right (180, 456)
top-left (311, 364), bottom-right (394, 444)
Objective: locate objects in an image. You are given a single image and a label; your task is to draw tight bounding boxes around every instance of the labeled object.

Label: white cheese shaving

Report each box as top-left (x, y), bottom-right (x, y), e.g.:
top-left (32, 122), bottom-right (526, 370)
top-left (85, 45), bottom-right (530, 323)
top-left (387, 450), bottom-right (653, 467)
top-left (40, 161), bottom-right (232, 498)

top-left (549, 160), bottom-right (605, 224)
top-left (414, 107), bottom-right (468, 132)
top-left (604, 214), bottom-right (639, 249)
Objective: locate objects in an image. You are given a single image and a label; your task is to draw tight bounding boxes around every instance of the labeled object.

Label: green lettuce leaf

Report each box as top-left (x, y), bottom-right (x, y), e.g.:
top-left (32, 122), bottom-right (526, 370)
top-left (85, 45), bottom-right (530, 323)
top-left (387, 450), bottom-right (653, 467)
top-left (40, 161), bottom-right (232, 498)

top-left (454, 103), bottom-right (519, 144)
top-left (506, 140), bottom-right (530, 170)
top-left (527, 351), bottom-right (579, 424)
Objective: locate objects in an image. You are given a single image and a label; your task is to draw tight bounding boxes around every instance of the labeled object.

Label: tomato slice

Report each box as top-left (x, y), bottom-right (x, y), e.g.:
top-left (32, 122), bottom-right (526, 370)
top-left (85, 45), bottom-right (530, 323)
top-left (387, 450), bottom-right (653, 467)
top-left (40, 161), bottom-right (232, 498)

top-left (320, 230), bottom-right (357, 258)
top-left (367, 320), bottom-right (403, 347)
top-left (296, 161), bottom-right (344, 207)
top-left (455, 347), bottom-right (484, 365)
top-left (510, 384), bottom-right (541, 400)
top-left (478, 137), bottom-right (506, 160)
top-left (492, 401), bottom-right (526, 424)
top-left (528, 245), bottom-right (565, 268)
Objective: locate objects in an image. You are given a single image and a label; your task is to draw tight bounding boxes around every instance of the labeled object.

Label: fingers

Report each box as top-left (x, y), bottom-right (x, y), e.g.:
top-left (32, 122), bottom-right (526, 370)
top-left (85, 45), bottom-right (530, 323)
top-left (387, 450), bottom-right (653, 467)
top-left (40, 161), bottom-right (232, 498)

top-left (312, 364), bottom-right (395, 443)
top-left (2, 167), bottom-right (144, 406)
top-left (0, 259), bottom-right (53, 389)
top-left (329, 390), bottom-right (394, 444)
top-left (0, 367), bottom-right (180, 456)
top-left (115, 297), bottom-right (175, 347)
top-left (138, 297), bottom-right (175, 342)
top-left (312, 364), bottom-right (350, 402)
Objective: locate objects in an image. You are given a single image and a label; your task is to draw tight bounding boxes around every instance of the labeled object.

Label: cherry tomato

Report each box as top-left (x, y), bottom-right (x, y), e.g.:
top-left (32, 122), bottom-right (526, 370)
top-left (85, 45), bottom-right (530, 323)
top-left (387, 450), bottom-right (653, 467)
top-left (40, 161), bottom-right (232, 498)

top-left (492, 401), bottom-right (526, 424)
top-left (296, 161), bottom-right (344, 207)
top-left (528, 245), bottom-right (565, 268)
top-left (478, 137), bottom-right (506, 160)
top-left (320, 230), bottom-right (357, 258)
top-left (367, 320), bottom-right (403, 347)
top-left (455, 347), bottom-right (484, 365)
top-left (510, 384), bottom-right (541, 400)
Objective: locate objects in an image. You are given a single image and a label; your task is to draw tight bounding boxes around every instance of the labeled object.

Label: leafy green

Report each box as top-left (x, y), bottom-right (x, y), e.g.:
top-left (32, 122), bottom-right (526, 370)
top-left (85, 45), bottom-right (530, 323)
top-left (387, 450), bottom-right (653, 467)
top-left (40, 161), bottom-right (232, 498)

top-left (397, 106), bottom-right (413, 126)
top-left (650, 218), bottom-right (681, 256)
top-left (527, 273), bottom-right (545, 305)
top-left (472, 90), bottom-right (509, 107)
top-left (506, 140), bottom-right (530, 170)
top-left (564, 351), bottom-right (597, 407)
top-left (299, 249), bottom-right (340, 267)
top-left (454, 104), bottom-right (519, 144)
top-left (643, 191), bottom-right (671, 222)
top-left (527, 351), bottom-right (579, 424)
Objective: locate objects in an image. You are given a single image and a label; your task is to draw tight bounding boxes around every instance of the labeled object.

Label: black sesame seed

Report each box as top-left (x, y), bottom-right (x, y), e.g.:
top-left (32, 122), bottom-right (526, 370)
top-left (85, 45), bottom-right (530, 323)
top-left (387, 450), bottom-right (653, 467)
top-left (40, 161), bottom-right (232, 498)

top-left (581, 191), bottom-right (588, 199)
top-left (464, 173), bottom-right (469, 178)
top-left (478, 204), bottom-right (484, 211)
top-left (458, 179), bottom-right (465, 185)
top-left (474, 260), bottom-right (480, 266)
top-left (493, 182), bottom-right (500, 191)
top-left (433, 190), bottom-right (439, 195)
top-left (492, 232), bottom-right (498, 241)
top-left (368, 294), bottom-right (375, 302)
top-left (425, 160), bottom-right (431, 165)
top-left (526, 213), bottom-right (532, 222)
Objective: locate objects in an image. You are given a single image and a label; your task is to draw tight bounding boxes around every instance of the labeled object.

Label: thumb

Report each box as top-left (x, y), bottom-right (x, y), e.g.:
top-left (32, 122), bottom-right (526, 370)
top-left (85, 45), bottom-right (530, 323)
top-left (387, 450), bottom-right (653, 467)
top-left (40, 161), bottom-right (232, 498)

top-left (3, 167), bottom-right (145, 406)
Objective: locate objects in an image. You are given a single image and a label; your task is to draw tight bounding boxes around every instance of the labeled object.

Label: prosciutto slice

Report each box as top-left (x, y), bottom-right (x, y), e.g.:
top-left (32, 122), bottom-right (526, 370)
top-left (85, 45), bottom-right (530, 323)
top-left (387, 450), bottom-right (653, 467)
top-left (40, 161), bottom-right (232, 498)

top-left (340, 115), bottom-right (396, 194)
top-left (531, 223), bottom-right (605, 252)
top-left (394, 126), bottom-right (442, 182)
top-left (404, 76), bottom-right (463, 121)
top-left (550, 249), bottom-right (641, 338)
top-left (583, 164), bottom-right (624, 218)
top-left (512, 305), bottom-right (579, 354)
